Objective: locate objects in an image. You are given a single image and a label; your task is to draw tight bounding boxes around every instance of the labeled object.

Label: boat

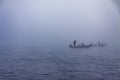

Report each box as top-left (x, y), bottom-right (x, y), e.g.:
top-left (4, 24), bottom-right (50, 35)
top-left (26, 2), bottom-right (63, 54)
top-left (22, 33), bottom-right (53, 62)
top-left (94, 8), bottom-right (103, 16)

top-left (69, 44), bottom-right (92, 48)
top-left (93, 44), bottom-right (106, 47)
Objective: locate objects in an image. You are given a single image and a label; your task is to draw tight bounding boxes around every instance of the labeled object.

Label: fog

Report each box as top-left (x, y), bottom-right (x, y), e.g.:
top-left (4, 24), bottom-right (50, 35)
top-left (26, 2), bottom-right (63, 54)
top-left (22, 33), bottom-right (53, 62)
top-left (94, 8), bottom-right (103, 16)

top-left (0, 0), bottom-right (120, 47)
top-left (115, 0), bottom-right (120, 10)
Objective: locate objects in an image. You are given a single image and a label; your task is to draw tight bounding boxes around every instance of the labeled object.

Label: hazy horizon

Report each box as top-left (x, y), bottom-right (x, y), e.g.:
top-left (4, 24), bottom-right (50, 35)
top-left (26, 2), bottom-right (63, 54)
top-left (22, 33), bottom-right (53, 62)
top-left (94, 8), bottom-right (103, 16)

top-left (0, 0), bottom-right (120, 47)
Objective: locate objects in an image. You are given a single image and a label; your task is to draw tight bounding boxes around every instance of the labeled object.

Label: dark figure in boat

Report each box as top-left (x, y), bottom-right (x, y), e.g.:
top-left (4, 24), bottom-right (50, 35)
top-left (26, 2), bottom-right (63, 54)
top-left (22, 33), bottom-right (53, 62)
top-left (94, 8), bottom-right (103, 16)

top-left (91, 41), bottom-right (106, 47)
top-left (69, 41), bottom-right (92, 48)
top-left (73, 40), bottom-right (76, 46)
top-left (95, 41), bottom-right (106, 47)
top-left (98, 41), bottom-right (100, 45)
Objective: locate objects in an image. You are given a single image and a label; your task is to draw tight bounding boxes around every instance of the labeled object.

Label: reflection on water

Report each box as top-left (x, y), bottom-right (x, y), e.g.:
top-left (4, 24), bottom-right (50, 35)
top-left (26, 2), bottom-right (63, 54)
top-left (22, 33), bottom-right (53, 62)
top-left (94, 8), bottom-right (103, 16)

top-left (0, 46), bottom-right (120, 80)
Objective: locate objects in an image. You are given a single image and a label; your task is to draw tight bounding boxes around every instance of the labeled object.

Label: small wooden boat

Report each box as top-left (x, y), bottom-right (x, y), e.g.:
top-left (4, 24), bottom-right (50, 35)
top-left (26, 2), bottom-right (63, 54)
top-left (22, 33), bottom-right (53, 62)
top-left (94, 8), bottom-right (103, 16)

top-left (69, 44), bottom-right (92, 48)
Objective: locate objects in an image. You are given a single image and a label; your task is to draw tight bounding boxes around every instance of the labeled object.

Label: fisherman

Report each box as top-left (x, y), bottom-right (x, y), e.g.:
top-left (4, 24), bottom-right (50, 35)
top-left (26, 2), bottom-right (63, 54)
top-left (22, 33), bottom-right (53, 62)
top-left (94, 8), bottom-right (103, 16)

top-left (98, 41), bottom-right (100, 45)
top-left (73, 40), bottom-right (76, 46)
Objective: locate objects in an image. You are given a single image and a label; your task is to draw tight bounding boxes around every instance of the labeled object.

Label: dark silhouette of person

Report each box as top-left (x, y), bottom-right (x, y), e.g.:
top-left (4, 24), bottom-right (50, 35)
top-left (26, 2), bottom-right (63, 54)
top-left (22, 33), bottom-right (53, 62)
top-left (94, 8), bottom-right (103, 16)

top-left (73, 40), bottom-right (76, 46)
top-left (98, 41), bottom-right (100, 45)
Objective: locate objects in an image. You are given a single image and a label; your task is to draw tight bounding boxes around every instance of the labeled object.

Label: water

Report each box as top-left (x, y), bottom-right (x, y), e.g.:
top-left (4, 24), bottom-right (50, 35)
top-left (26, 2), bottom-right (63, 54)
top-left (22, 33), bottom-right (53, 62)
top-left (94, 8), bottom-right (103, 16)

top-left (0, 46), bottom-right (120, 80)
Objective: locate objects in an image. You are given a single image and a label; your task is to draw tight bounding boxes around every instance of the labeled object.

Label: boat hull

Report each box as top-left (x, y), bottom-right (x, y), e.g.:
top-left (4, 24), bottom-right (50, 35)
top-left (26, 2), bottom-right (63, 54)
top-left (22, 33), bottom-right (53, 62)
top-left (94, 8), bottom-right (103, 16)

top-left (69, 44), bottom-right (92, 48)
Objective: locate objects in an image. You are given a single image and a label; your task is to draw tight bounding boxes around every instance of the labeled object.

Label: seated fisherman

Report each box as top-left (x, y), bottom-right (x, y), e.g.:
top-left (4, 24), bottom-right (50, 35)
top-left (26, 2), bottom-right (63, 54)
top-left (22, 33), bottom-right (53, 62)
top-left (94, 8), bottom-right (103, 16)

top-left (73, 40), bottom-right (76, 46)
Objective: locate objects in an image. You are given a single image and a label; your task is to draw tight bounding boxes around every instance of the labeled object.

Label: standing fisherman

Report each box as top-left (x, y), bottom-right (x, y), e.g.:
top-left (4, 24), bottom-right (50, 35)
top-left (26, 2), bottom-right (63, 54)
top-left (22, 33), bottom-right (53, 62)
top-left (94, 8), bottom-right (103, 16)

top-left (73, 40), bottom-right (76, 46)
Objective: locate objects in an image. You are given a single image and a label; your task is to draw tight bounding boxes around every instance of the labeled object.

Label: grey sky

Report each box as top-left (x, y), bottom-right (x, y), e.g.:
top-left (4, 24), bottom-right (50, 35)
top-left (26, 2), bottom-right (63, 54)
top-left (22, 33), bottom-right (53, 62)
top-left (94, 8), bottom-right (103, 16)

top-left (0, 0), bottom-right (119, 47)
top-left (114, 0), bottom-right (120, 8)
top-left (0, 0), bottom-right (4, 6)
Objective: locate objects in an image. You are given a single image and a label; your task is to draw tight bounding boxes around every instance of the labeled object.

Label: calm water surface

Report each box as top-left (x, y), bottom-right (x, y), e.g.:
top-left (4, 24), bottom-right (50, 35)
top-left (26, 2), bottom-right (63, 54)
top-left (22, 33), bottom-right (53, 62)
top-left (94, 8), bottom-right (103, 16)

top-left (0, 46), bottom-right (120, 80)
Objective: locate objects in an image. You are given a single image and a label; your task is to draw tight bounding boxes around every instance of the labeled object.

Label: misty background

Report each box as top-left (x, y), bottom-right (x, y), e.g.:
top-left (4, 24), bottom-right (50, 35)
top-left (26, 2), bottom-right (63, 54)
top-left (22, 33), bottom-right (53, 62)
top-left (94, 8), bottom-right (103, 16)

top-left (0, 0), bottom-right (120, 48)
